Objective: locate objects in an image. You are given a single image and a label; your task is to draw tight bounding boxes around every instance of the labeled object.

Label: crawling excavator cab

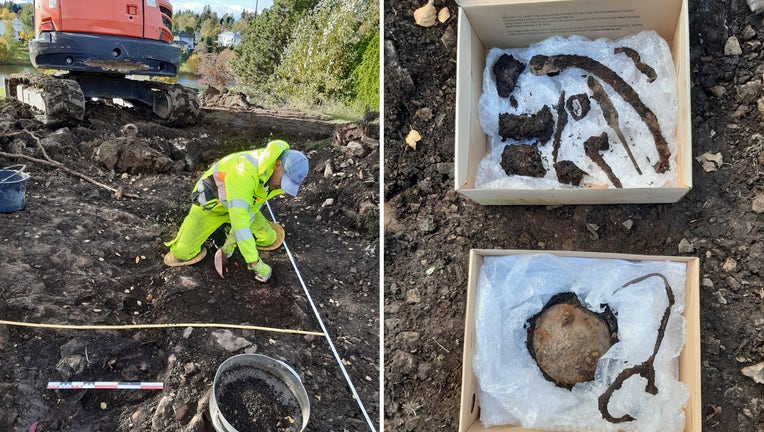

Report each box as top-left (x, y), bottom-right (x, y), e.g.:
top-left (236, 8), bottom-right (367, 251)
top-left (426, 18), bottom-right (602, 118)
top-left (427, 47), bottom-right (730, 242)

top-left (4, 0), bottom-right (199, 126)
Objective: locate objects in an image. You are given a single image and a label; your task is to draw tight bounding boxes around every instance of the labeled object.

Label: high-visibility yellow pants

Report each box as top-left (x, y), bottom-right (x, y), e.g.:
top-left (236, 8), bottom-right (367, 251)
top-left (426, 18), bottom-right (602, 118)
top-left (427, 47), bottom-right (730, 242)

top-left (165, 204), bottom-right (275, 262)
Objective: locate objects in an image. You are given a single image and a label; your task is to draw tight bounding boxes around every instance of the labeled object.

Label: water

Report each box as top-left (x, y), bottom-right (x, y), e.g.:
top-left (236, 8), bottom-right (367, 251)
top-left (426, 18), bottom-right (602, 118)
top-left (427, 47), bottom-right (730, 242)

top-left (0, 64), bottom-right (203, 88)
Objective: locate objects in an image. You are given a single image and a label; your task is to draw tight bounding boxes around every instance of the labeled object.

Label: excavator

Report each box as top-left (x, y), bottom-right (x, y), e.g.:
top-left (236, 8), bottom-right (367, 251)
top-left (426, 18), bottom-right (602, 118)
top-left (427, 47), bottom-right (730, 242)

top-left (4, 0), bottom-right (200, 126)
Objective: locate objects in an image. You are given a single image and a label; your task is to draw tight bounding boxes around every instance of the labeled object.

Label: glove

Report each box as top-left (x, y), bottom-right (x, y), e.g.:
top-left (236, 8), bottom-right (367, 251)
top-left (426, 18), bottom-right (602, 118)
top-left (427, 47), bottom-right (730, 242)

top-left (248, 259), bottom-right (272, 282)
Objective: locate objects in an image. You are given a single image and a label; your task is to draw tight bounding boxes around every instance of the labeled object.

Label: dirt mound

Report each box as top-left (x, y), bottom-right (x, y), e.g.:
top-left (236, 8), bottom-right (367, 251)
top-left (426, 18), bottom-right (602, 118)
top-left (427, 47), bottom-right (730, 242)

top-left (0, 100), bottom-right (379, 431)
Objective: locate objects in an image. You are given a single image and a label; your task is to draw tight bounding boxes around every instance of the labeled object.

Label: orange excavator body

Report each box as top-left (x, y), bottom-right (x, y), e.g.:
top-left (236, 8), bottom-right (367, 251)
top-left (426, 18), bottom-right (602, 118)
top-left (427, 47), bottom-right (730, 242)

top-left (8, 0), bottom-right (200, 126)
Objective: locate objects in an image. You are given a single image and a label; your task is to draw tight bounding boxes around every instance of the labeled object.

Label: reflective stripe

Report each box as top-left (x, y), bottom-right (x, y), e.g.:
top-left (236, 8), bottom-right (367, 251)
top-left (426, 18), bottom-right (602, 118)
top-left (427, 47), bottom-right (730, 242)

top-left (241, 154), bottom-right (259, 168)
top-left (233, 227), bottom-right (254, 242)
top-left (226, 199), bottom-right (250, 209)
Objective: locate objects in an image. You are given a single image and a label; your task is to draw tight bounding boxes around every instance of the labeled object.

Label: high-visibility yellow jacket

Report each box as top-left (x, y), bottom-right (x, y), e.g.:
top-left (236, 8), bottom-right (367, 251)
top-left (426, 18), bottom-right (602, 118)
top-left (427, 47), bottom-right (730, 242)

top-left (195, 140), bottom-right (289, 264)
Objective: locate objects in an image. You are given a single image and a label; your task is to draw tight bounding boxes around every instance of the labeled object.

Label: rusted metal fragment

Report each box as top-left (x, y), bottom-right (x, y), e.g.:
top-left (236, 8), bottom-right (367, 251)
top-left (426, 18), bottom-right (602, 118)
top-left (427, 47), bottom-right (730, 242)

top-left (526, 292), bottom-right (618, 389)
top-left (492, 54), bottom-right (525, 98)
top-left (587, 76), bottom-right (642, 175)
top-left (614, 46), bottom-right (657, 83)
top-left (598, 273), bottom-right (675, 423)
top-left (498, 105), bottom-right (554, 144)
top-left (529, 54), bottom-right (671, 173)
top-left (584, 133), bottom-right (622, 188)
top-left (552, 91), bottom-right (567, 162)
top-left (554, 160), bottom-right (587, 186)
top-left (565, 93), bottom-right (591, 120)
top-left (501, 144), bottom-right (547, 177)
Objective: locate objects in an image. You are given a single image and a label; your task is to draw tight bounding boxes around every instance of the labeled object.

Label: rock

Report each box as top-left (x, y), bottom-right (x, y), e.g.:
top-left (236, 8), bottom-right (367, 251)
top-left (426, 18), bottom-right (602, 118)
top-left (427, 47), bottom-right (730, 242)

top-left (709, 85), bottom-right (726, 97)
top-left (390, 349), bottom-right (415, 375)
top-left (737, 81), bottom-right (760, 103)
top-left (182, 327), bottom-right (193, 339)
top-left (725, 36), bottom-right (743, 56)
top-left (323, 160), bottom-right (334, 178)
top-left (415, 107), bottom-right (433, 121)
top-left (757, 97), bottom-right (764, 116)
top-left (622, 219), bottom-right (634, 232)
top-left (702, 278), bottom-right (714, 290)
top-left (417, 216), bottom-right (436, 233)
top-left (723, 257), bottom-right (738, 272)
top-left (405, 288), bottom-right (421, 304)
top-left (322, 198), bottom-right (334, 207)
top-left (742, 361), bottom-right (764, 384)
top-left (151, 395), bottom-right (175, 431)
top-left (753, 194), bottom-right (764, 213)
top-left (678, 238), bottom-right (694, 253)
top-left (413, 0), bottom-right (437, 27)
top-left (747, 0), bottom-right (764, 12)
top-left (742, 25), bottom-right (757, 40)
top-left (210, 330), bottom-right (252, 352)
top-left (714, 290), bottom-right (728, 305)
top-left (182, 413), bottom-right (205, 432)
top-left (399, 331), bottom-right (421, 344)
top-left (346, 141), bottom-right (368, 157)
top-left (696, 152), bottom-right (723, 172)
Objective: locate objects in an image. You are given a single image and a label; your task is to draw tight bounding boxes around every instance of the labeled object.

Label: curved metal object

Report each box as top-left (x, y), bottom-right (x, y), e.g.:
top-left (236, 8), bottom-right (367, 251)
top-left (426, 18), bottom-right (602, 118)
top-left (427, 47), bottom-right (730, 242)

top-left (598, 273), bottom-right (675, 423)
top-left (529, 54), bottom-right (671, 173)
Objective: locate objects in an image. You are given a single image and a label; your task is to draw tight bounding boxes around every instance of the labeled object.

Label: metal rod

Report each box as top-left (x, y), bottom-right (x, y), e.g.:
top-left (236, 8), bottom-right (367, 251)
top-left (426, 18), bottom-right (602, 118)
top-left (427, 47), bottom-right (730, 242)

top-left (266, 201), bottom-right (377, 432)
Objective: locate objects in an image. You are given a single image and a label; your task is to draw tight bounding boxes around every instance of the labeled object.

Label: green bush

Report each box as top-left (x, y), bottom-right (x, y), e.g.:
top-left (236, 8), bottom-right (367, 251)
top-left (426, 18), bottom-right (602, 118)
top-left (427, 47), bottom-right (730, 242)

top-left (349, 31), bottom-right (379, 112)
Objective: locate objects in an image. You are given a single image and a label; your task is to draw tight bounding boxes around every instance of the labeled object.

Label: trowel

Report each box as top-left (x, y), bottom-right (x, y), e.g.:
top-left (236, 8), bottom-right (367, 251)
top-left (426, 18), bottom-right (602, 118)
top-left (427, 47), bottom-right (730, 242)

top-left (214, 248), bottom-right (226, 278)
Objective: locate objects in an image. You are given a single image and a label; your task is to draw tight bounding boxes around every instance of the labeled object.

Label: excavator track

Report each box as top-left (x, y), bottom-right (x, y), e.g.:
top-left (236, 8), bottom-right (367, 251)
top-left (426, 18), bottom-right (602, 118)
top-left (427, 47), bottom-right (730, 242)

top-left (147, 81), bottom-right (200, 127)
top-left (5, 72), bottom-right (86, 126)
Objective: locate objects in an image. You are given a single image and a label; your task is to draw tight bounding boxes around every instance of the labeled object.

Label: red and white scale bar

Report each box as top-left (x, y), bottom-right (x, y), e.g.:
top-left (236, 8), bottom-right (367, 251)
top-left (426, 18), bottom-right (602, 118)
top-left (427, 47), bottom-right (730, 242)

top-left (47, 381), bottom-right (163, 390)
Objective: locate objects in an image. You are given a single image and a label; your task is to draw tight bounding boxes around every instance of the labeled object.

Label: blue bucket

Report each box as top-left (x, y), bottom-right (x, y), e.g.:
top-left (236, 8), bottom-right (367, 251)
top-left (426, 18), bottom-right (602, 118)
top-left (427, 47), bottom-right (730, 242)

top-left (0, 165), bottom-right (30, 213)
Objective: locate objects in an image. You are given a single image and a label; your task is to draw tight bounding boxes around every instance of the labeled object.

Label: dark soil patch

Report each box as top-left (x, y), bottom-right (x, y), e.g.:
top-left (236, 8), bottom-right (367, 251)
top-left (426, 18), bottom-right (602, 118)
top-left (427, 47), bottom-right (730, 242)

top-left (0, 96), bottom-right (379, 431)
top-left (215, 365), bottom-right (301, 432)
top-left (385, 0), bottom-right (764, 430)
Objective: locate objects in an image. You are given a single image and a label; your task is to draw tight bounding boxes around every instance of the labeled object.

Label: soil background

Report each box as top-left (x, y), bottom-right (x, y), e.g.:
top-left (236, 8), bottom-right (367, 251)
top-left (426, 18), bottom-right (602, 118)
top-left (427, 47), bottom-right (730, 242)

top-left (0, 90), bottom-right (380, 431)
top-left (384, 0), bottom-right (764, 431)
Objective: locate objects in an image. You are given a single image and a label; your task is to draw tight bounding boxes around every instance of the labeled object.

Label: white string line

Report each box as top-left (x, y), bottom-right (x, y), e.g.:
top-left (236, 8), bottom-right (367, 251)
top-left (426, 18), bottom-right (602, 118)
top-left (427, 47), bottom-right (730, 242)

top-left (266, 202), bottom-right (377, 432)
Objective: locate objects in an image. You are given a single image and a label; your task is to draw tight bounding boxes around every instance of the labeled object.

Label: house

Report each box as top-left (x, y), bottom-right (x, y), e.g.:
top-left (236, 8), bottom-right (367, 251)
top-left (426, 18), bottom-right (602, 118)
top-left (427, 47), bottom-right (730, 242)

top-left (173, 31), bottom-right (195, 51)
top-left (217, 31), bottom-right (242, 48)
top-left (0, 18), bottom-right (24, 40)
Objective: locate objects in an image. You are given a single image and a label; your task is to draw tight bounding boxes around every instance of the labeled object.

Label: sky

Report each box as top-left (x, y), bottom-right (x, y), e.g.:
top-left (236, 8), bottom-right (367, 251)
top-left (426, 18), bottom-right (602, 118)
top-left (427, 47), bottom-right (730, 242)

top-left (171, 1), bottom-right (273, 17)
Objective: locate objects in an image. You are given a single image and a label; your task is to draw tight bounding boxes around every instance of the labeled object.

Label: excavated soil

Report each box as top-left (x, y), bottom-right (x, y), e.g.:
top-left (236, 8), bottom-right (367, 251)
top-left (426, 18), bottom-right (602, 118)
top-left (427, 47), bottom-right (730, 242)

top-left (0, 93), bottom-right (379, 431)
top-left (385, 0), bottom-right (764, 431)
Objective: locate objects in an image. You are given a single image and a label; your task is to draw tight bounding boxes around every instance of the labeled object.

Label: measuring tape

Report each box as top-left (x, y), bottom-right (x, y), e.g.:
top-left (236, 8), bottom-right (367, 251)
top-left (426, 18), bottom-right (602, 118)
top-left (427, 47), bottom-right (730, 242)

top-left (47, 381), bottom-right (163, 390)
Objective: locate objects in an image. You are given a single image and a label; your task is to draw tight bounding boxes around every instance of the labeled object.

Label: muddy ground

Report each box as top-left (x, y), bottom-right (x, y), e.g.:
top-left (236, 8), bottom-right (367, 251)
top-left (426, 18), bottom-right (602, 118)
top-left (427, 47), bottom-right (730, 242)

top-left (384, 0), bottom-right (764, 431)
top-left (0, 90), bottom-right (380, 431)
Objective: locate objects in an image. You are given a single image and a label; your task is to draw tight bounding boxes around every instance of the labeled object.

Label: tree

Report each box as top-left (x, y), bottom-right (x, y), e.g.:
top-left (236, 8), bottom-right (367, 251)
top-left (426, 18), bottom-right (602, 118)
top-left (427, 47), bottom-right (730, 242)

top-left (173, 11), bottom-right (197, 35)
top-left (232, 0), bottom-right (317, 91)
top-left (349, 31), bottom-right (379, 112)
top-left (271, 0), bottom-right (378, 105)
top-left (197, 49), bottom-right (236, 88)
top-left (18, 3), bottom-right (32, 36)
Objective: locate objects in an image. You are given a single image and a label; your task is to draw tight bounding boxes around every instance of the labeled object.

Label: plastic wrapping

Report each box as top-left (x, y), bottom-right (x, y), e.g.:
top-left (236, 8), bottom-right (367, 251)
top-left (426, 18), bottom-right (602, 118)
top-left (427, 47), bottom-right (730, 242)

top-left (476, 31), bottom-right (678, 190)
top-left (473, 254), bottom-right (689, 431)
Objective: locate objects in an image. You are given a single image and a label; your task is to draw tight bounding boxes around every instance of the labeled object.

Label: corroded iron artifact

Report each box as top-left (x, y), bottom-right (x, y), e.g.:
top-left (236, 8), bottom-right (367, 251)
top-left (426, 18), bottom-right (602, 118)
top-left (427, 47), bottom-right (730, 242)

top-left (614, 46), bottom-right (657, 83)
top-left (528, 54), bottom-right (671, 173)
top-left (498, 106), bottom-right (554, 143)
top-left (584, 133), bottom-right (623, 188)
top-left (565, 93), bottom-right (591, 120)
top-left (493, 54), bottom-right (526, 98)
top-left (554, 160), bottom-right (587, 186)
top-left (552, 91), bottom-right (568, 162)
top-left (598, 273), bottom-right (676, 423)
top-left (526, 292), bottom-right (618, 389)
top-left (501, 144), bottom-right (547, 178)
top-left (587, 76), bottom-right (642, 175)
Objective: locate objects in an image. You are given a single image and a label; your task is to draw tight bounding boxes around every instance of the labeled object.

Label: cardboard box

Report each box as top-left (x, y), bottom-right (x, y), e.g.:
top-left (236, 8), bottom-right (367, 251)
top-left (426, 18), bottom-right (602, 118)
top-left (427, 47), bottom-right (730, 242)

top-left (459, 250), bottom-right (701, 432)
top-left (454, 0), bottom-right (691, 204)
